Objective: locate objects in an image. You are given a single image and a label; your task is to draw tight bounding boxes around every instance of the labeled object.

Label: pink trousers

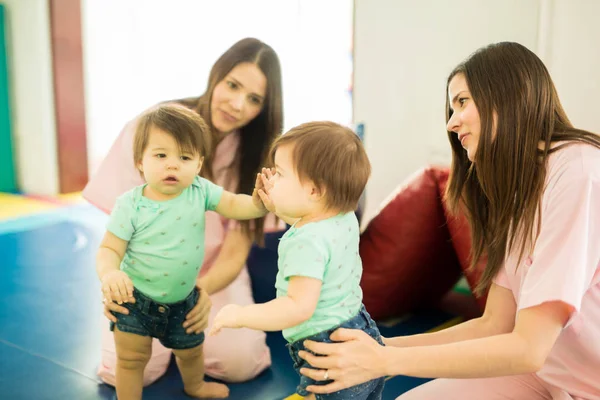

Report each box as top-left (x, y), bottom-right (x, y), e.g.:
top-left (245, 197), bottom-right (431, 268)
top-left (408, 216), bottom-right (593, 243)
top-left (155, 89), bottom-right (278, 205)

top-left (397, 374), bottom-right (586, 400)
top-left (97, 267), bottom-right (271, 385)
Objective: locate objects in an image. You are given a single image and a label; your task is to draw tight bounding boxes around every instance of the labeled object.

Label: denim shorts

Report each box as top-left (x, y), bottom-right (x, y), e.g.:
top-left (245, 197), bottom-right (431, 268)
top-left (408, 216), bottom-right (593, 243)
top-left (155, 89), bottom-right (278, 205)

top-left (287, 305), bottom-right (385, 400)
top-left (110, 288), bottom-right (204, 350)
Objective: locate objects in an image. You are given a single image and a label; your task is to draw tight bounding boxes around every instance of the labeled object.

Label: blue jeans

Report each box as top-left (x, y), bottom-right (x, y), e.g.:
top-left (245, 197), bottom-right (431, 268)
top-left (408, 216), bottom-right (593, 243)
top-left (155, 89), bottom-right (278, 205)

top-left (110, 288), bottom-right (204, 350)
top-left (287, 305), bottom-right (385, 399)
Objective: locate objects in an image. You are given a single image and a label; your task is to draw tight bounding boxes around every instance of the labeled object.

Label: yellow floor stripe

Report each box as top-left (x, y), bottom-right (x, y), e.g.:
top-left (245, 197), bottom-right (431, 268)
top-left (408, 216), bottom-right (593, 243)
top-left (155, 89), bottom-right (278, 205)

top-left (283, 394), bottom-right (304, 400)
top-left (0, 193), bottom-right (58, 221)
top-left (57, 191), bottom-right (83, 203)
top-left (0, 191), bottom-right (84, 222)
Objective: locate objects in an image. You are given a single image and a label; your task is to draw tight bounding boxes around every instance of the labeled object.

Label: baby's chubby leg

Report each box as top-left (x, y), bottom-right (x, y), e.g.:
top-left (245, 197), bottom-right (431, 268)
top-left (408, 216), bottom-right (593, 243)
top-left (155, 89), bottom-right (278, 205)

top-left (114, 327), bottom-right (153, 400)
top-left (173, 344), bottom-right (229, 398)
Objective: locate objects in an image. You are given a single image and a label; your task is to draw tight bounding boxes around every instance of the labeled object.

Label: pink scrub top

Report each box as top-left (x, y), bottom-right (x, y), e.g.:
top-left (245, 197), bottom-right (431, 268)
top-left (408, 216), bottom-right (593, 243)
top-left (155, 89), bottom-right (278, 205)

top-left (494, 143), bottom-right (600, 399)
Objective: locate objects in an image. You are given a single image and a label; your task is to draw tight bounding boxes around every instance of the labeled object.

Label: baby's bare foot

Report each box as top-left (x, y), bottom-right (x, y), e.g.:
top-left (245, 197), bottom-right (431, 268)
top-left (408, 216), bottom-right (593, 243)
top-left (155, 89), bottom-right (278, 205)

top-left (185, 381), bottom-right (229, 399)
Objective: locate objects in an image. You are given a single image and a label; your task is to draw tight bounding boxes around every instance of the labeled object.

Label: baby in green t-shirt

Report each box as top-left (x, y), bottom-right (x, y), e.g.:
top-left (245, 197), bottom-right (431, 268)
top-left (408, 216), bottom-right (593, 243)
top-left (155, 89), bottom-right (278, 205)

top-left (210, 121), bottom-right (386, 400)
top-left (96, 104), bottom-right (268, 399)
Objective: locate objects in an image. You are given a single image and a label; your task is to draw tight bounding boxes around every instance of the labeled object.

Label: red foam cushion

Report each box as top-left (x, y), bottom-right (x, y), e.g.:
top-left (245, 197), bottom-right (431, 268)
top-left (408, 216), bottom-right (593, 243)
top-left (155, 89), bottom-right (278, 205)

top-left (360, 167), bottom-right (462, 320)
top-left (436, 170), bottom-right (488, 310)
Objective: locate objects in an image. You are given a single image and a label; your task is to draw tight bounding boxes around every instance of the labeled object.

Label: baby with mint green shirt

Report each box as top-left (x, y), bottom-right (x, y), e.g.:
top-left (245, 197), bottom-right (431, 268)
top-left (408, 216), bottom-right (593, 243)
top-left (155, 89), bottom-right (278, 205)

top-left (276, 212), bottom-right (364, 343)
top-left (96, 104), bottom-right (269, 399)
top-left (107, 175), bottom-right (222, 304)
top-left (211, 121), bottom-right (386, 400)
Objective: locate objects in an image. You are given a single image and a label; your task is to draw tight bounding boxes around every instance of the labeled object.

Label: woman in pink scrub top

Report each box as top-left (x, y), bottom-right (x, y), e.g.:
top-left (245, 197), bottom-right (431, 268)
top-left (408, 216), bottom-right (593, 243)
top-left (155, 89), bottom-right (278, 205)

top-left (296, 42), bottom-right (600, 400)
top-left (83, 37), bottom-right (284, 386)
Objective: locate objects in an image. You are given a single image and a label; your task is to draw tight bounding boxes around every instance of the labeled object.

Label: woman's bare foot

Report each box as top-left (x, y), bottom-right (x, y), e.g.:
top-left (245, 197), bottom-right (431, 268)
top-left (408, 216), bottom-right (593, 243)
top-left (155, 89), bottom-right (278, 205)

top-left (185, 381), bottom-right (229, 399)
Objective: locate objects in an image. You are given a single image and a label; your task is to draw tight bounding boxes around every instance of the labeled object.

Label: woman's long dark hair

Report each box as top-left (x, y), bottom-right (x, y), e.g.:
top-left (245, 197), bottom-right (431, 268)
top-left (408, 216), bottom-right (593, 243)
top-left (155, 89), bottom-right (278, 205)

top-left (177, 38), bottom-right (284, 243)
top-left (444, 42), bottom-right (600, 294)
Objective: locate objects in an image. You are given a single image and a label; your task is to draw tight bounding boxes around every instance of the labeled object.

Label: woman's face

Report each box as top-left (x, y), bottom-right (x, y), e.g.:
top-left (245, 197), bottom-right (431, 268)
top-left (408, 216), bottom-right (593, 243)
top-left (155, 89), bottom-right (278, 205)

top-left (210, 62), bottom-right (267, 135)
top-left (446, 73), bottom-right (481, 162)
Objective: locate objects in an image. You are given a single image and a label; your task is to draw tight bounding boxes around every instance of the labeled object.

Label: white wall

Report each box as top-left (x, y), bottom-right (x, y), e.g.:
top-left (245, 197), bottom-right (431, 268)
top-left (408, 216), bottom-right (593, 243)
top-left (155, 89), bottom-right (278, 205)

top-left (82, 0), bottom-right (353, 175)
top-left (354, 0), bottom-right (600, 223)
top-left (5, 0), bottom-right (598, 200)
top-left (543, 0), bottom-right (600, 134)
top-left (1, 0), bottom-right (59, 195)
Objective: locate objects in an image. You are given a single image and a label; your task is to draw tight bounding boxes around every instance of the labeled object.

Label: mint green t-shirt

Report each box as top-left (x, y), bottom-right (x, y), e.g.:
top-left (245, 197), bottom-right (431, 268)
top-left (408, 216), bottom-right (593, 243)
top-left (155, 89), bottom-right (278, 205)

top-left (107, 176), bottom-right (223, 303)
top-left (276, 212), bottom-right (363, 342)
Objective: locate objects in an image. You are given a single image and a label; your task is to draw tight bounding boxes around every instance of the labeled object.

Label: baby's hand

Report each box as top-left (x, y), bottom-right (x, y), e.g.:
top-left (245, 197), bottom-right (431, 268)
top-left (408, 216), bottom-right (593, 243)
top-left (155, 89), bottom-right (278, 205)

top-left (252, 167), bottom-right (276, 213)
top-left (209, 304), bottom-right (244, 336)
top-left (101, 270), bottom-right (134, 305)
top-left (252, 171), bottom-right (267, 212)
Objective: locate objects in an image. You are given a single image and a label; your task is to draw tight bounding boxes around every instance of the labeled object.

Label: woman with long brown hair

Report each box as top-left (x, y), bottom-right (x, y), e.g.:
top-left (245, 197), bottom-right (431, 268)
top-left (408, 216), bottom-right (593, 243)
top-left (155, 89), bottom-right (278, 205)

top-left (83, 37), bottom-right (284, 386)
top-left (295, 42), bottom-right (600, 399)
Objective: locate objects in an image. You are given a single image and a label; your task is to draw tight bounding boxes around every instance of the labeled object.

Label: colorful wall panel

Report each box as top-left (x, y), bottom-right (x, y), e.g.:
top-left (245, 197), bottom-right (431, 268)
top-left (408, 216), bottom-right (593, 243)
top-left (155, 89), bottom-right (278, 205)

top-left (0, 5), bottom-right (16, 193)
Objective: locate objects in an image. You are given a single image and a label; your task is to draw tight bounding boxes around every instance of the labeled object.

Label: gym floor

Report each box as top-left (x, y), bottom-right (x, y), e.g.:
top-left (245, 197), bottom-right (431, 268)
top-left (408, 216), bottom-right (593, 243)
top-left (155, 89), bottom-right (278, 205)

top-left (0, 193), bottom-right (457, 399)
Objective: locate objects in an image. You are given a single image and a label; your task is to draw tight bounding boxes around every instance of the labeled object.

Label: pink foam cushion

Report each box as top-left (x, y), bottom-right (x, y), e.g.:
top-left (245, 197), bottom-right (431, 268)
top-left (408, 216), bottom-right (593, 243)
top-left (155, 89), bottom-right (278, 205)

top-left (359, 167), bottom-right (463, 320)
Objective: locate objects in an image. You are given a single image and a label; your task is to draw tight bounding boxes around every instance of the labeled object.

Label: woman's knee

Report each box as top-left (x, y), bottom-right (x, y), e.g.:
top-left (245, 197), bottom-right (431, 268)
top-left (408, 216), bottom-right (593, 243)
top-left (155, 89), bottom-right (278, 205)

top-left (396, 380), bottom-right (461, 400)
top-left (204, 332), bottom-right (271, 382)
top-left (395, 376), bottom-right (546, 400)
top-left (219, 346), bottom-right (270, 382)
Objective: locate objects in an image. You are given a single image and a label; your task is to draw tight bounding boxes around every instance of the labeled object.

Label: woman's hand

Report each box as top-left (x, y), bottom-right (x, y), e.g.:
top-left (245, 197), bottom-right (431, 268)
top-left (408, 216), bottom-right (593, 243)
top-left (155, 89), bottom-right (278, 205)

top-left (183, 287), bottom-right (212, 334)
top-left (298, 328), bottom-right (387, 394)
top-left (102, 297), bottom-right (134, 322)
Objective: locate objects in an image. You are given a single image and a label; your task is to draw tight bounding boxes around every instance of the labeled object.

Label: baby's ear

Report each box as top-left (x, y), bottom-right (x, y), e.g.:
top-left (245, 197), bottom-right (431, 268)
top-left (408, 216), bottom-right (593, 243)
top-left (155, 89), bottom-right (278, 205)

top-left (310, 183), bottom-right (326, 201)
top-left (137, 162), bottom-right (143, 173)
